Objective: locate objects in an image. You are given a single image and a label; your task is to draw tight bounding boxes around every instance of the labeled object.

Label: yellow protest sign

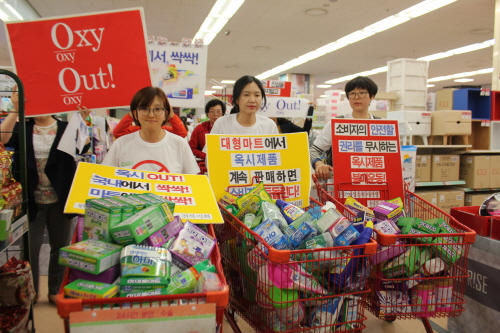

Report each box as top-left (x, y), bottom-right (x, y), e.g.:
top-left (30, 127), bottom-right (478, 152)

top-left (206, 133), bottom-right (311, 208)
top-left (64, 162), bottom-right (223, 224)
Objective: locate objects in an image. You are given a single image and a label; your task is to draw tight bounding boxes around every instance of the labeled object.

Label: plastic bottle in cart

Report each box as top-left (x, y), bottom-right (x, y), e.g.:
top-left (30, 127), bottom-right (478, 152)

top-left (257, 264), bottom-right (274, 309)
top-left (410, 281), bottom-right (436, 317)
top-left (435, 278), bottom-right (453, 311)
top-left (320, 201), bottom-right (336, 214)
top-left (270, 286), bottom-right (305, 327)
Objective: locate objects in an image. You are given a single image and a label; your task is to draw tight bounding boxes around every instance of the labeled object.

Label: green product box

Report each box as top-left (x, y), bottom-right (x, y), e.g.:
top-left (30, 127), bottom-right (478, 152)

top-left (0, 209), bottom-right (14, 241)
top-left (382, 247), bottom-right (430, 278)
top-left (83, 198), bottom-right (123, 241)
top-left (423, 218), bottom-right (444, 226)
top-left (435, 219), bottom-right (459, 241)
top-left (119, 276), bottom-right (170, 287)
top-left (110, 203), bottom-right (170, 245)
top-left (102, 197), bottom-right (135, 220)
top-left (112, 196), bottom-right (146, 214)
top-left (401, 226), bottom-right (433, 244)
top-left (120, 287), bottom-right (169, 297)
top-left (414, 219), bottom-right (441, 234)
top-left (138, 193), bottom-right (176, 214)
top-left (432, 237), bottom-right (462, 264)
top-left (64, 279), bottom-right (118, 299)
top-left (397, 217), bottom-right (417, 229)
top-left (59, 239), bottom-right (123, 275)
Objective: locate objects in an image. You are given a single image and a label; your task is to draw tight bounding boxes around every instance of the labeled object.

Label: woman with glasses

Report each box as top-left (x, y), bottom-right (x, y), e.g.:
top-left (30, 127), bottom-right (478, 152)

top-left (102, 87), bottom-right (199, 174)
top-left (310, 76), bottom-right (380, 180)
top-left (189, 99), bottom-right (226, 159)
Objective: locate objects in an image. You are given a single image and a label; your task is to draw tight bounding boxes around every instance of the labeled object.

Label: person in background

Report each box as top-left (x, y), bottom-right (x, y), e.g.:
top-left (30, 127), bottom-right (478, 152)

top-left (112, 99), bottom-right (187, 139)
top-left (102, 87), bottom-right (199, 174)
top-left (189, 99), bottom-right (225, 159)
top-left (208, 75), bottom-right (278, 136)
top-left (1, 88), bottom-right (91, 305)
top-left (310, 76), bottom-right (380, 180)
top-left (270, 114), bottom-right (313, 134)
top-left (179, 116), bottom-right (192, 141)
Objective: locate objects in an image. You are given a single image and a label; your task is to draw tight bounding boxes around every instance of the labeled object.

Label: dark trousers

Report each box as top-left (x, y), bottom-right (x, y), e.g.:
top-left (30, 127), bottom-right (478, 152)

top-left (29, 202), bottom-right (72, 296)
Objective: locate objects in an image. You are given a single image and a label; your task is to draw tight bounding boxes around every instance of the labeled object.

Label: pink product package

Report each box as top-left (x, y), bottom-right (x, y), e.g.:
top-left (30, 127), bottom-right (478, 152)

top-left (373, 220), bottom-right (401, 239)
top-left (373, 202), bottom-right (403, 223)
top-left (370, 242), bottom-right (406, 265)
top-left (76, 216), bottom-right (85, 242)
top-left (266, 262), bottom-right (328, 295)
top-left (68, 264), bottom-right (120, 284)
top-left (170, 221), bottom-right (216, 266)
top-left (141, 215), bottom-right (184, 247)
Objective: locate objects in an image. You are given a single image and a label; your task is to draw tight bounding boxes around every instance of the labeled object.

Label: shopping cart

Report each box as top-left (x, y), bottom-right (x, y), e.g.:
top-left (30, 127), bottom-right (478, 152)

top-left (214, 197), bottom-right (377, 333)
top-left (56, 224), bottom-right (229, 333)
top-left (314, 175), bottom-right (476, 333)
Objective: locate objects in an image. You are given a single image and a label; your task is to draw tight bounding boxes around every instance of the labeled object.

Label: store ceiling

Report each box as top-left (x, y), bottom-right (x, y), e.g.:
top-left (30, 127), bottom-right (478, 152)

top-left (0, 0), bottom-right (496, 101)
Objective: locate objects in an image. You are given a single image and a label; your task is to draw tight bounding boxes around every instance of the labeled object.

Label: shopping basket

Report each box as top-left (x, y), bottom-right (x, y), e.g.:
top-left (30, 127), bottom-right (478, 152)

top-left (56, 224), bottom-right (229, 333)
top-left (214, 197), bottom-right (377, 333)
top-left (315, 176), bottom-right (476, 333)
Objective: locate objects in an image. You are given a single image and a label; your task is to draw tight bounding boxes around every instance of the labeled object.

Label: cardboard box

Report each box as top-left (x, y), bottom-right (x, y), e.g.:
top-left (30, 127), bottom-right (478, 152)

top-left (490, 156), bottom-right (500, 188)
top-left (415, 191), bottom-right (438, 206)
top-left (431, 155), bottom-right (460, 182)
top-left (437, 189), bottom-right (464, 214)
top-left (415, 155), bottom-right (431, 182)
top-left (459, 155), bottom-right (490, 188)
top-left (465, 193), bottom-right (491, 206)
top-left (435, 89), bottom-right (455, 111)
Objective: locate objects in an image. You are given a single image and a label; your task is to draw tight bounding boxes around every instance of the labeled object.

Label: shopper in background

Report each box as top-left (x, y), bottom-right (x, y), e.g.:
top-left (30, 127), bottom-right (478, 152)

top-left (179, 116), bottom-right (193, 141)
top-left (310, 76), bottom-right (380, 180)
top-left (208, 75), bottom-right (278, 136)
top-left (270, 116), bottom-right (313, 134)
top-left (189, 99), bottom-right (225, 159)
top-left (102, 87), bottom-right (199, 174)
top-left (1, 87), bottom-right (91, 305)
top-left (112, 99), bottom-right (187, 139)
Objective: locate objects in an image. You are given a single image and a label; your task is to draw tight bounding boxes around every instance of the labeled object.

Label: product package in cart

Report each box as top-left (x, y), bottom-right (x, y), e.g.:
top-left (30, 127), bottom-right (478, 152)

top-left (170, 221), bottom-right (216, 266)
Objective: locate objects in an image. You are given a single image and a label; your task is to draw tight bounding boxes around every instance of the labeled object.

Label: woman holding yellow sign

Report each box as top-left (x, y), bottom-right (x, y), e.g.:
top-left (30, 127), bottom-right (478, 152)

top-left (102, 87), bottom-right (199, 174)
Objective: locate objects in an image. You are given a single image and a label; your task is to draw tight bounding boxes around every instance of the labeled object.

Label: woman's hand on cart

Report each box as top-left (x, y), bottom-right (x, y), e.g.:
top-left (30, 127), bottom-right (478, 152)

top-left (314, 161), bottom-right (333, 180)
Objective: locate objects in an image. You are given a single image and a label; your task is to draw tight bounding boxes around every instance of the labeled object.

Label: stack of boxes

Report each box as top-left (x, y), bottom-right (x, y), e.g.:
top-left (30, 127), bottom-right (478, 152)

top-left (386, 58), bottom-right (429, 111)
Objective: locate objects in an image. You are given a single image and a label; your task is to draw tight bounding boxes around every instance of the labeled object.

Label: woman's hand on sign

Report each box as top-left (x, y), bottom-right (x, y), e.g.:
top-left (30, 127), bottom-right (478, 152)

top-left (314, 161), bottom-right (333, 180)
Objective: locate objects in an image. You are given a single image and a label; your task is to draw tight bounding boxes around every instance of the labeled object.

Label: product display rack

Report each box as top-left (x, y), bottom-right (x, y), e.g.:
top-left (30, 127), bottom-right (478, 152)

top-left (0, 69), bottom-right (34, 332)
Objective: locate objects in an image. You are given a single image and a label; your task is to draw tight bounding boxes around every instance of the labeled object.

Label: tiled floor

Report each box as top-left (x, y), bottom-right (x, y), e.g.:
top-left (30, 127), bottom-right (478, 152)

top-left (34, 276), bottom-right (451, 333)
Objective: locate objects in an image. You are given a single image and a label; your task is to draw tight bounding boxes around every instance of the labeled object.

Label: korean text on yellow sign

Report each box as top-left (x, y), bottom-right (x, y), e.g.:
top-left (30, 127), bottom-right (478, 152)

top-left (206, 133), bottom-right (311, 208)
top-left (64, 162), bottom-right (222, 224)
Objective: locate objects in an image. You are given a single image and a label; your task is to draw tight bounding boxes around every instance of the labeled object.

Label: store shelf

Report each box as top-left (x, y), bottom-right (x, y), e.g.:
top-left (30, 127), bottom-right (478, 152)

top-left (460, 187), bottom-right (500, 192)
top-left (0, 214), bottom-right (28, 253)
top-left (461, 150), bottom-right (500, 154)
top-left (416, 180), bottom-right (466, 187)
top-left (415, 145), bottom-right (471, 148)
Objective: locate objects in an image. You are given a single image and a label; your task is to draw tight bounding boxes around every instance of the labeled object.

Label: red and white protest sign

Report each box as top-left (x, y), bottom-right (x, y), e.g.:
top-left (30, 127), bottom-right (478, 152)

top-left (5, 8), bottom-right (152, 116)
top-left (331, 119), bottom-right (404, 207)
top-left (263, 80), bottom-right (292, 97)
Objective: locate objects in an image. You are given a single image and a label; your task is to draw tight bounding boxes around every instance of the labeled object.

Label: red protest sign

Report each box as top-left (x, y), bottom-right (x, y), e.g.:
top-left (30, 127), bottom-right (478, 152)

top-left (263, 80), bottom-right (292, 97)
top-left (331, 119), bottom-right (404, 207)
top-left (5, 9), bottom-right (152, 116)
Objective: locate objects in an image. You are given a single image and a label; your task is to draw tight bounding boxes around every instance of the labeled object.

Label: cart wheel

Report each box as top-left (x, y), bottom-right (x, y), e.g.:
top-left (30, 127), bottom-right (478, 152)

top-left (384, 316), bottom-right (396, 322)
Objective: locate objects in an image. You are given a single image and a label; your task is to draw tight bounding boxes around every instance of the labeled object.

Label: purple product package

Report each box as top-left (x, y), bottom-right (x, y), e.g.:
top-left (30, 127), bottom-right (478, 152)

top-left (76, 216), bottom-right (84, 242)
top-left (140, 215), bottom-right (184, 247)
top-left (68, 264), bottom-right (121, 284)
top-left (170, 221), bottom-right (216, 266)
top-left (373, 202), bottom-right (403, 223)
top-left (370, 242), bottom-right (406, 265)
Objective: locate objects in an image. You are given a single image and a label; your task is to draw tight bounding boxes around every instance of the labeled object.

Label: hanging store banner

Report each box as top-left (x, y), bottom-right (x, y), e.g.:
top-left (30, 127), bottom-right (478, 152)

top-left (5, 8), bottom-right (152, 116)
top-left (206, 133), bottom-right (311, 208)
top-left (64, 162), bottom-right (223, 224)
top-left (262, 80), bottom-right (292, 97)
top-left (149, 37), bottom-right (207, 108)
top-left (258, 97), bottom-right (310, 118)
top-left (331, 119), bottom-right (404, 207)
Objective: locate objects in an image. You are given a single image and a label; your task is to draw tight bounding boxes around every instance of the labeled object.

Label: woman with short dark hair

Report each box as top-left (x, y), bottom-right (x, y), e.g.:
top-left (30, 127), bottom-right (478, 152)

top-left (189, 99), bottom-right (225, 159)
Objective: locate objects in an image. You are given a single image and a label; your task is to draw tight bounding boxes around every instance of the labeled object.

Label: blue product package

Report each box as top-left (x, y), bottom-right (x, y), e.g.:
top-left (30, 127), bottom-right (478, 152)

top-left (309, 297), bottom-right (344, 329)
top-left (253, 220), bottom-right (290, 250)
top-left (308, 206), bottom-right (322, 220)
top-left (333, 225), bottom-right (360, 247)
top-left (289, 221), bottom-right (315, 247)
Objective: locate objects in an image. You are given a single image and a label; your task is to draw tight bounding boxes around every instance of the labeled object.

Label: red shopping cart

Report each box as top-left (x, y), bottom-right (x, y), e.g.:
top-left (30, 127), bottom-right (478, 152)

top-left (56, 224), bottom-right (228, 333)
top-left (214, 197), bottom-right (377, 333)
top-left (314, 175), bottom-right (476, 333)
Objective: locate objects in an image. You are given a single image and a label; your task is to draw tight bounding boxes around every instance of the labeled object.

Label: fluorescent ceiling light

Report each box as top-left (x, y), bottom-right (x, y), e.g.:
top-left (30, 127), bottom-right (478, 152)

top-left (325, 40), bottom-right (494, 84)
top-left (193, 0), bottom-right (244, 45)
top-left (221, 80), bottom-right (235, 84)
top-left (205, 90), bottom-right (216, 95)
top-left (256, 0), bottom-right (456, 80)
top-left (317, 85), bottom-right (332, 88)
top-left (212, 86), bottom-right (223, 89)
top-left (454, 78), bottom-right (474, 82)
top-left (0, 9), bottom-right (9, 21)
top-left (427, 84), bottom-right (435, 87)
top-left (319, 95), bottom-right (326, 98)
top-left (427, 68), bottom-right (493, 82)
top-left (5, 3), bottom-right (22, 20)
